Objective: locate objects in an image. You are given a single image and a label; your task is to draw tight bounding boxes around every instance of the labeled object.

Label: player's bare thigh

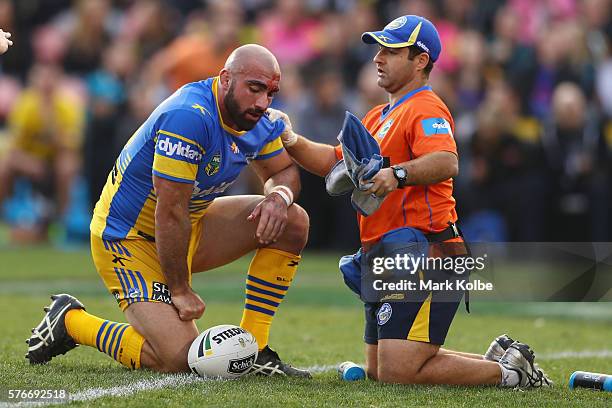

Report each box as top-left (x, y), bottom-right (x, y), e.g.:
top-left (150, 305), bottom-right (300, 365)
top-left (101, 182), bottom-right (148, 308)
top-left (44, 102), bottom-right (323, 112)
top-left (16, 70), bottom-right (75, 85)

top-left (191, 195), bottom-right (308, 273)
top-left (125, 301), bottom-right (198, 373)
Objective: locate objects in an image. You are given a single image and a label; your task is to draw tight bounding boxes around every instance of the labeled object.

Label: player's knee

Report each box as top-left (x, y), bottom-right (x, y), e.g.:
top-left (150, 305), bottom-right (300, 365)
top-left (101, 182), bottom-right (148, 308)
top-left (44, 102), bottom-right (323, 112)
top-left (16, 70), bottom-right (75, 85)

top-left (283, 204), bottom-right (309, 247)
top-left (156, 351), bottom-right (190, 373)
top-left (146, 336), bottom-right (194, 373)
top-left (378, 364), bottom-right (418, 384)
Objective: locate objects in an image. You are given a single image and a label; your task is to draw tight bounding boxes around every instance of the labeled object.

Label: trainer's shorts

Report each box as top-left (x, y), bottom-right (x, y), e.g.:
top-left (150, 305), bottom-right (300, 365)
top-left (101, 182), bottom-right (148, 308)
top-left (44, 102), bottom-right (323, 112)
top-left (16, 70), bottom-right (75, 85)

top-left (90, 223), bottom-right (202, 311)
top-left (364, 293), bottom-right (462, 346)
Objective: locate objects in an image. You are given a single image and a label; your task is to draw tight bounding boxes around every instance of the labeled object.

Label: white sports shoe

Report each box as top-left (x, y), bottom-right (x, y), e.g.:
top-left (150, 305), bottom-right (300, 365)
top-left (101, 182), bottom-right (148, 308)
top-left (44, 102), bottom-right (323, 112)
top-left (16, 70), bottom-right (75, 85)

top-left (500, 342), bottom-right (553, 388)
top-left (484, 334), bottom-right (515, 362)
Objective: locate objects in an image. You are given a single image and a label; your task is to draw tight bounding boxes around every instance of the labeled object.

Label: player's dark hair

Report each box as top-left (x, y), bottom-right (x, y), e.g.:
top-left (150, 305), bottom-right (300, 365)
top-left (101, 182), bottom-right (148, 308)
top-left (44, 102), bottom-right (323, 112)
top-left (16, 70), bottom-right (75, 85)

top-left (407, 45), bottom-right (433, 77)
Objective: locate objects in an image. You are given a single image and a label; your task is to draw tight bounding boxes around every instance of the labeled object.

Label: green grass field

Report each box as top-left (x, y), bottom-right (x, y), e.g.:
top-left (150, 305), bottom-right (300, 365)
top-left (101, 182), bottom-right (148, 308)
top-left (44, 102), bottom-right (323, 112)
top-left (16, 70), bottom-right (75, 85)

top-left (0, 246), bottom-right (611, 407)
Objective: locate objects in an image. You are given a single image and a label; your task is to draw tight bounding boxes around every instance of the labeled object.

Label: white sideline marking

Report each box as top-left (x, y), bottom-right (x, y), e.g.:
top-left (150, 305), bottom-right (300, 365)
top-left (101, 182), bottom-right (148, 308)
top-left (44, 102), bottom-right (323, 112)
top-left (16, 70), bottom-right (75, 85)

top-left (2, 363), bottom-right (340, 407)
top-left (5, 351), bottom-right (611, 407)
top-left (538, 349), bottom-right (612, 360)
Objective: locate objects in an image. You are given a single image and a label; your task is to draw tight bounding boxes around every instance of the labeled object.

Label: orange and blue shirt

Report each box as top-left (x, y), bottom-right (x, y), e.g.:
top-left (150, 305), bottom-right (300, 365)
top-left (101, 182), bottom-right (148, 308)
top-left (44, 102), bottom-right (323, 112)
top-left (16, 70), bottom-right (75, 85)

top-left (335, 85), bottom-right (458, 245)
top-left (91, 77), bottom-right (284, 241)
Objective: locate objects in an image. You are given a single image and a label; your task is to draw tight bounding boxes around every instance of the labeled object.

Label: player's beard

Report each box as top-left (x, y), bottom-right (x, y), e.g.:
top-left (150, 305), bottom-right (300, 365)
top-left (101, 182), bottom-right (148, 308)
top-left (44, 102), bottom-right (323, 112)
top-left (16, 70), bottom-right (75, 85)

top-left (224, 82), bottom-right (264, 131)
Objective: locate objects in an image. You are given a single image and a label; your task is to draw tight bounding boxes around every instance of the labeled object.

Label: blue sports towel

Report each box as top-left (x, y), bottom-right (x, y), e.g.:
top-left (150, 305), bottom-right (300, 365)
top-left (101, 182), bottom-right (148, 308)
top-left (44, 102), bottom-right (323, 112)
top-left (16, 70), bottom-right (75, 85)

top-left (325, 111), bottom-right (385, 216)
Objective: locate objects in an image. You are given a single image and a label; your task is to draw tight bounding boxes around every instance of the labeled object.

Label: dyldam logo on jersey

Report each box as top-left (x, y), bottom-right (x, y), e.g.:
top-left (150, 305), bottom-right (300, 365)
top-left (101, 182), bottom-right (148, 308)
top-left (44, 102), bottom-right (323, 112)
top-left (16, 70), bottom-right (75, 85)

top-left (157, 137), bottom-right (202, 161)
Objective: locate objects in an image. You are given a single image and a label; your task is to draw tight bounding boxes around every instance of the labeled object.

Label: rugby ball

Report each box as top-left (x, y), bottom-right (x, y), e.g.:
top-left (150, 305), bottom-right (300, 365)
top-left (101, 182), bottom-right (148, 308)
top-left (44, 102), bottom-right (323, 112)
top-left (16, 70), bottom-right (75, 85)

top-left (188, 324), bottom-right (258, 379)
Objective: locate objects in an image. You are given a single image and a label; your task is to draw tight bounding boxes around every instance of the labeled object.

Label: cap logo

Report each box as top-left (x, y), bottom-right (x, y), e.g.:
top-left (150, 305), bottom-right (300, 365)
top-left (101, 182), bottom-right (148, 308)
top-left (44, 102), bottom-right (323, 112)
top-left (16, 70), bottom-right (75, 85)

top-left (385, 16), bottom-right (407, 30)
top-left (416, 40), bottom-right (430, 53)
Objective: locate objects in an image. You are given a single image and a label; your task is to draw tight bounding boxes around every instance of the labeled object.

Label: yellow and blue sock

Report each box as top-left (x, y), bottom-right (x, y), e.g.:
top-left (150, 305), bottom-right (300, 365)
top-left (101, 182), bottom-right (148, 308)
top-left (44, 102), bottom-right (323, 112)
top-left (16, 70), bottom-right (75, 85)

top-left (65, 309), bottom-right (145, 369)
top-left (240, 248), bottom-right (300, 350)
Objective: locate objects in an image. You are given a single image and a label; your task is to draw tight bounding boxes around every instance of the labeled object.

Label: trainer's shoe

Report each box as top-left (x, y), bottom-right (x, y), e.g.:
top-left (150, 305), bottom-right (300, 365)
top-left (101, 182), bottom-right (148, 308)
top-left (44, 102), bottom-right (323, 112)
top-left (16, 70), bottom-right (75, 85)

top-left (484, 334), bottom-right (515, 362)
top-left (25, 294), bottom-right (85, 365)
top-left (500, 342), bottom-right (552, 388)
top-left (249, 346), bottom-right (311, 378)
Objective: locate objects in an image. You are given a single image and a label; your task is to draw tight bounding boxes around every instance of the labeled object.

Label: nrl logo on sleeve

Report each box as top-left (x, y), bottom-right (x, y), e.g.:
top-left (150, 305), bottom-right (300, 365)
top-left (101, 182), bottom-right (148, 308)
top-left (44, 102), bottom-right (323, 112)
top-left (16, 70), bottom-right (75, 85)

top-left (377, 119), bottom-right (394, 139)
top-left (205, 152), bottom-right (222, 176)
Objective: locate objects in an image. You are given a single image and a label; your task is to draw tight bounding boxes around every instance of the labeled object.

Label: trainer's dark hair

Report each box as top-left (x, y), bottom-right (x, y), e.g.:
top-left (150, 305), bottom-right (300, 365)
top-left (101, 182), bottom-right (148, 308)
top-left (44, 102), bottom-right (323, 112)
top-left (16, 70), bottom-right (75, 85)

top-left (407, 45), bottom-right (434, 77)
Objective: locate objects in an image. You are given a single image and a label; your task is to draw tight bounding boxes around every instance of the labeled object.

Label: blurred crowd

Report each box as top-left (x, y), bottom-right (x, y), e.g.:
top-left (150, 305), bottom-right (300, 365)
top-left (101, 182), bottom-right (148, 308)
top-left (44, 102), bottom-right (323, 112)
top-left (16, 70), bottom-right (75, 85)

top-left (0, 0), bottom-right (610, 248)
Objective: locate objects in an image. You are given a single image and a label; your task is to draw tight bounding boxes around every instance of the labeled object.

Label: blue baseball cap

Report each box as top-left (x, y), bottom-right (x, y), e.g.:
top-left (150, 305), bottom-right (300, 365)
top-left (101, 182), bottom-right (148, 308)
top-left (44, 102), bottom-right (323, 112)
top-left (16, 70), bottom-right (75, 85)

top-left (362, 15), bottom-right (442, 62)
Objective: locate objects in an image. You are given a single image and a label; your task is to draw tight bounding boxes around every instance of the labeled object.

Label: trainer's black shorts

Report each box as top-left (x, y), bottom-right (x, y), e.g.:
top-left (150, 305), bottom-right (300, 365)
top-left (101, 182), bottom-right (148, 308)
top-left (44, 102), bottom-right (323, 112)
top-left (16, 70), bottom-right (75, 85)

top-left (363, 264), bottom-right (466, 345)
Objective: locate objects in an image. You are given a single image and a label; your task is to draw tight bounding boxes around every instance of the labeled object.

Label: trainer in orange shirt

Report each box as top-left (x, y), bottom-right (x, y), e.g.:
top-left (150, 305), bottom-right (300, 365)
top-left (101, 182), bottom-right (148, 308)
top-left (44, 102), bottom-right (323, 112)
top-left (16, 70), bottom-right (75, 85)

top-left (332, 83), bottom-right (458, 246)
top-left (270, 15), bottom-right (550, 389)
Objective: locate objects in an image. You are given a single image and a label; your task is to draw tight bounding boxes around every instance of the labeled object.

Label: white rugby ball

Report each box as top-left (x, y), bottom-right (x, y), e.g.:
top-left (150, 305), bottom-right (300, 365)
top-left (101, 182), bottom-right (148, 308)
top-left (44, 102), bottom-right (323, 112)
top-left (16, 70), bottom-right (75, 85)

top-left (188, 324), bottom-right (258, 379)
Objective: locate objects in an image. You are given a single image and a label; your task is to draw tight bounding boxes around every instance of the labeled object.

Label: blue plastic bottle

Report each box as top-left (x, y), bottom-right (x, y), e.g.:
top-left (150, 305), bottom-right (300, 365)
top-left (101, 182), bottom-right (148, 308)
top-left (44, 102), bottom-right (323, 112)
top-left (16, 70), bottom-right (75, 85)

top-left (569, 371), bottom-right (612, 391)
top-left (338, 361), bottom-right (366, 381)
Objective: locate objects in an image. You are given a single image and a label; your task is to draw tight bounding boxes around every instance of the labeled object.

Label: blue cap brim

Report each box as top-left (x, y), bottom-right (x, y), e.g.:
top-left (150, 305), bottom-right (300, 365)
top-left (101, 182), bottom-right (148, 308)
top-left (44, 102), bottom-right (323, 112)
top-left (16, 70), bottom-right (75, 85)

top-left (361, 30), bottom-right (417, 48)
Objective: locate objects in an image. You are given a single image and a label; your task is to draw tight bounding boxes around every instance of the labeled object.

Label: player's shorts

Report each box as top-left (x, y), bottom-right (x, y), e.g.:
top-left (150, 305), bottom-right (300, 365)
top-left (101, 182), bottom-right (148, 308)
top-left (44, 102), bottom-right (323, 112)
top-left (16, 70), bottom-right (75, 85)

top-left (90, 223), bottom-right (202, 311)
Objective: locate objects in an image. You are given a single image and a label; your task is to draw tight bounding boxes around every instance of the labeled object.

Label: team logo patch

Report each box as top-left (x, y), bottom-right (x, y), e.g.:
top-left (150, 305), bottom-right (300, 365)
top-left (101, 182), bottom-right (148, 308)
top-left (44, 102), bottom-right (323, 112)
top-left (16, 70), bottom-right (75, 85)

top-left (127, 287), bottom-right (141, 299)
top-left (377, 303), bottom-right (392, 325)
top-left (377, 119), bottom-right (394, 139)
top-left (421, 118), bottom-right (453, 137)
top-left (205, 152), bottom-right (222, 176)
top-left (385, 16), bottom-right (407, 30)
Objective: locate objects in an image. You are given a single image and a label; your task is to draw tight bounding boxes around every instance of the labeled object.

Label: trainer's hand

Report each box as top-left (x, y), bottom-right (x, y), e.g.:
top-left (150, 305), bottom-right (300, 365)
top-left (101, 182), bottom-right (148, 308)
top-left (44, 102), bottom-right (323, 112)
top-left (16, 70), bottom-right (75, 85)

top-left (267, 108), bottom-right (298, 147)
top-left (364, 168), bottom-right (398, 197)
top-left (247, 194), bottom-right (288, 245)
top-left (171, 287), bottom-right (205, 321)
top-left (0, 29), bottom-right (13, 55)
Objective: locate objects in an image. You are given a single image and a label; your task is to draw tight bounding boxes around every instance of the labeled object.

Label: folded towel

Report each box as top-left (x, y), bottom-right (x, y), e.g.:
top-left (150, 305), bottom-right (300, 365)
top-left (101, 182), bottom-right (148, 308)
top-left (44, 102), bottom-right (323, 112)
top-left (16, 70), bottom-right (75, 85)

top-left (325, 111), bottom-right (386, 216)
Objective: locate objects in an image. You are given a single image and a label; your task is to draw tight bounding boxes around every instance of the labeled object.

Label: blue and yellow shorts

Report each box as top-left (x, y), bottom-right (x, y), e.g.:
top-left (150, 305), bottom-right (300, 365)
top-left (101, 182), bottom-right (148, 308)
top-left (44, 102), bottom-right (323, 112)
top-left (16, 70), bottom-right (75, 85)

top-left (90, 227), bottom-right (201, 311)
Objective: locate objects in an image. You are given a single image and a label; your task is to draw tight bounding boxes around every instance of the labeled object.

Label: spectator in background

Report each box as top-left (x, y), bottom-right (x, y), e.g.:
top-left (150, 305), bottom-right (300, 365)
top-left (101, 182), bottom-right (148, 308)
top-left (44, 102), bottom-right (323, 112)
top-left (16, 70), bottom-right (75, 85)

top-left (119, 0), bottom-right (178, 60)
top-left (0, 63), bottom-right (84, 235)
top-left (0, 28), bottom-right (13, 54)
top-left (257, 0), bottom-right (323, 66)
top-left (460, 100), bottom-right (545, 241)
top-left (58, 0), bottom-right (115, 75)
top-left (531, 19), bottom-right (596, 118)
top-left (83, 42), bottom-right (137, 210)
top-left (144, 0), bottom-right (244, 93)
top-left (294, 65), bottom-right (359, 251)
top-left (541, 82), bottom-right (609, 241)
top-left (0, 0), bottom-right (610, 244)
top-left (351, 63), bottom-right (387, 119)
top-left (0, 0), bottom-right (32, 80)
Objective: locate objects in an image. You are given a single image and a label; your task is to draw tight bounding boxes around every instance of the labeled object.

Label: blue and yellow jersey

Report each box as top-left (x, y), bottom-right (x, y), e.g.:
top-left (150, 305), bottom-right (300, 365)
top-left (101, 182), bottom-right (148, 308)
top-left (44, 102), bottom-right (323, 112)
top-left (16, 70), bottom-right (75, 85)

top-left (91, 77), bottom-right (285, 241)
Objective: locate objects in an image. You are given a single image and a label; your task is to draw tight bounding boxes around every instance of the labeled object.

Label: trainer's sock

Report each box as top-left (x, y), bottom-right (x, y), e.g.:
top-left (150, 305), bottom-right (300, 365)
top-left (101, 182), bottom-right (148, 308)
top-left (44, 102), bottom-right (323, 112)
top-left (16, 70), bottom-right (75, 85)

top-left (65, 309), bottom-right (145, 369)
top-left (240, 248), bottom-right (300, 349)
top-left (498, 363), bottom-right (520, 387)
